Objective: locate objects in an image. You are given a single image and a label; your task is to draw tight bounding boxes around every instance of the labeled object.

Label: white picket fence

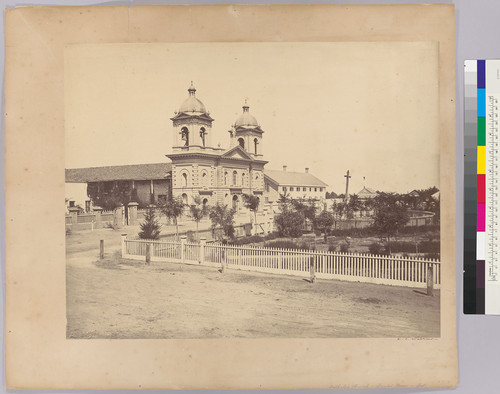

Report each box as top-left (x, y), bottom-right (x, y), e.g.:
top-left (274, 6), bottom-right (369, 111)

top-left (121, 236), bottom-right (441, 289)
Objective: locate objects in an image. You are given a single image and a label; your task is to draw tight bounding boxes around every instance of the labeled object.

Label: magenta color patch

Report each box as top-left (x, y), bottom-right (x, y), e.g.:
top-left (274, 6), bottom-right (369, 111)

top-left (477, 203), bottom-right (486, 232)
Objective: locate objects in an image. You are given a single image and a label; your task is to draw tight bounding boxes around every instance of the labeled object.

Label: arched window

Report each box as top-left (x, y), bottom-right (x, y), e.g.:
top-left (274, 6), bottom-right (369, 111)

top-left (232, 195), bottom-right (239, 210)
top-left (181, 127), bottom-right (189, 146)
top-left (255, 173), bottom-right (259, 184)
top-left (224, 171), bottom-right (228, 186)
top-left (254, 138), bottom-right (258, 154)
top-left (200, 127), bottom-right (206, 147)
top-left (233, 170), bottom-right (238, 185)
top-left (238, 138), bottom-right (245, 149)
top-left (202, 198), bottom-right (208, 207)
top-left (182, 172), bottom-right (188, 187)
top-left (181, 193), bottom-right (188, 205)
top-left (241, 172), bottom-right (246, 186)
top-left (201, 172), bottom-right (207, 187)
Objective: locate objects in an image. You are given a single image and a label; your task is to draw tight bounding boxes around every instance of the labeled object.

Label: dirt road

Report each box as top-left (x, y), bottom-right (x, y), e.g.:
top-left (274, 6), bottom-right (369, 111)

top-left (66, 229), bottom-right (440, 339)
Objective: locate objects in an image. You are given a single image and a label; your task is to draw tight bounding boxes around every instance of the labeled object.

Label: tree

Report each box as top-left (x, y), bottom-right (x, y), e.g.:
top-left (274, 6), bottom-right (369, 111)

top-left (274, 205), bottom-right (305, 238)
top-left (138, 206), bottom-right (161, 240)
top-left (158, 196), bottom-right (184, 238)
top-left (291, 198), bottom-right (316, 232)
top-left (346, 194), bottom-right (363, 218)
top-left (242, 194), bottom-right (260, 228)
top-left (372, 193), bottom-right (410, 254)
top-left (189, 196), bottom-right (208, 239)
top-left (87, 181), bottom-right (132, 211)
top-left (291, 198), bottom-right (316, 221)
top-left (209, 204), bottom-right (236, 241)
top-left (313, 210), bottom-right (335, 242)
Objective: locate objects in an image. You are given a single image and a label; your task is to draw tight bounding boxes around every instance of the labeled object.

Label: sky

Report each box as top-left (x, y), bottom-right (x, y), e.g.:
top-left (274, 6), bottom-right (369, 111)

top-left (65, 42), bottom-right (440, 194)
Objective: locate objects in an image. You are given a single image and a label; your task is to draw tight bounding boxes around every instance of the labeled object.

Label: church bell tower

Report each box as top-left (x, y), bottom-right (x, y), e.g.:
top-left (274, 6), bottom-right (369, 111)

top-left (170, 82), bottom-right (215, 152)
top-left (229, 101), bottom-right (264, 159)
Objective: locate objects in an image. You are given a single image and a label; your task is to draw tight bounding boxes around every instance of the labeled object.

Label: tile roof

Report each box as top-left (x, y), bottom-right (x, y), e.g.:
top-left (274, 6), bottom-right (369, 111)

top-left (264, 169), bottom-right (328, 187)
top-left (65, 163), bottom-right (172, 183)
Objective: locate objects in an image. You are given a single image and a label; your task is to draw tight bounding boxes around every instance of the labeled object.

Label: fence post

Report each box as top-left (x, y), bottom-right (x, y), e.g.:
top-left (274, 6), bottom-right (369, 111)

top-left (199, 237), bottom-right (206, 264)
top-left (427, 263), bottom-right (434, 296)
top-left (310, 256), bottom-right (316, 283)
top-left (278, 251), bottom-right (283, 270)
top-left (95, 208), bottom-right (102, 228)
top-left (100, 240), bottom-right (104, 259)
top-left (146, 243), bottom-right (151, 265)
top-left (181, 236), bottom-right (187, 263)
top-left (121, 234), bottom-right (127, 257)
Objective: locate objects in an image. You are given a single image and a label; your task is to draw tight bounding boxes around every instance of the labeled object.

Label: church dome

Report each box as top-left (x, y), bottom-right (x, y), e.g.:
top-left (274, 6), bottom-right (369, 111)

top-left (178, 82), bottom-right (208, 114)
top-left (234, 104), bottom-right (259, 127)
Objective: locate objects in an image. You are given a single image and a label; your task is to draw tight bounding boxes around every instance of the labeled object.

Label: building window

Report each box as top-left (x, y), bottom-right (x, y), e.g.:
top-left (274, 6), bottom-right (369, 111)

top-left (309, 187), bottom-right (312, 192)
top-left (201, 172), bottom-right (208, 187)
top-left (181, 127), bottom-right (189, 146)
top-left (238, 138), bottom-right (245, 149)
top-left (303, 187), bottom-right (306, 192)
top-left (181, 193), bottom-right (188, 205)
top-left (224, 171), bottom-right (228, 186)
top-left (290, 187), bottom-right (294, 192)
top-left (233, 170), bottom-right (238, 185)
top-left (200, 127), bottom-right (206, 147)
top-left (182, 172), bottom-right (188, 187)
top-left (242, 172), bottom-right (246, 186)
top-left (315, 188), bottom-right (317, 192)
top-left (254, 138), bottom-right (258, 154)
top-left (283, 187), bottom-right (287, 192)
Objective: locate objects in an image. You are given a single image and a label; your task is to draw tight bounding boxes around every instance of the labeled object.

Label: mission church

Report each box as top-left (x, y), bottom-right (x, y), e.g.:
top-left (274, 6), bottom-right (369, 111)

top-left (66, 83), bottom-right (328, 215)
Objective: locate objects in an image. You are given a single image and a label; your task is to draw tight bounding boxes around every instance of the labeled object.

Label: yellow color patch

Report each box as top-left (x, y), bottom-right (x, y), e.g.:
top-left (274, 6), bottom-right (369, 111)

top-left (478, 146), bottom-right (486, 174)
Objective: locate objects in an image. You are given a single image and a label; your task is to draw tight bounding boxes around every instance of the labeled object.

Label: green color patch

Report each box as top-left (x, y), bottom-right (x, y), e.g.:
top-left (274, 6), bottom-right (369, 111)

top-left (478, 116), bottom-right (486, 146)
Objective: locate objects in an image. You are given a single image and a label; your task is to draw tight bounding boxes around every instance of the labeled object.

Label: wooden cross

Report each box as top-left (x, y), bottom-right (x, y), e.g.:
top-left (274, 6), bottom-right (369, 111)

top-left (344, 170), bottom-right (351, 202)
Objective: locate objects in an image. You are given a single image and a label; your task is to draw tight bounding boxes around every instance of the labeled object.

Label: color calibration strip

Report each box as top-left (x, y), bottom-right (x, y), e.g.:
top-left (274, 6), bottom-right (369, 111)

top-left (464, 60), bottom-right (500, 314)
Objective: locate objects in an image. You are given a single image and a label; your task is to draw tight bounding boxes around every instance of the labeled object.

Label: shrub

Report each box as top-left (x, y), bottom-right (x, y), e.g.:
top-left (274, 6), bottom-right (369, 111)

top-left (264, 240), bottom-right (311, 250)
top-left (264, 232), bottom-right (280, 241)
top-left (386, 241), bottom-right (417, 253)
top-left (231, 235), bottom-right (264, 246)
top-left (274, 208), bottom-right (305, 238)
top-left (298, 242), bottom-right (315, 251)
top-left (138, 206), bottom-right (161, 240)
top-left (418, 240), bottom-right (440, 253)
top-left (340, 242), bottom-right (349, 253)
top-left (328, 244), bottom-right (337, 252)
top-left (186, 230), bottom-right (197, 243)
top-left (330, 227), bottom-right (376, 238)
top-left (368, 242), bottom-right (384, 254)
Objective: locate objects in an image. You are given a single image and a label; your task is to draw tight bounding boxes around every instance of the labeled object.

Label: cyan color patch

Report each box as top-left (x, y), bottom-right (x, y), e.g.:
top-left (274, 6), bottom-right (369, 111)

top-left (477, 88), bottom-right (486, 117)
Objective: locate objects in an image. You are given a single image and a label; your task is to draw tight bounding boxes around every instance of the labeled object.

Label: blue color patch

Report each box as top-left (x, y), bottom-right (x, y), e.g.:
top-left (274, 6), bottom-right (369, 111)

top-left (478, 59), bottom-right (486, 88)
top-left (478, 88), bottom-right (486, 117)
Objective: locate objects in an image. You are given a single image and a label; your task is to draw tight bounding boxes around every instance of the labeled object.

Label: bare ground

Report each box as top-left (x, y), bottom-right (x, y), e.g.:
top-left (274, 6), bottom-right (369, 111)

top-left (66, 228), bottom-right (440, 339)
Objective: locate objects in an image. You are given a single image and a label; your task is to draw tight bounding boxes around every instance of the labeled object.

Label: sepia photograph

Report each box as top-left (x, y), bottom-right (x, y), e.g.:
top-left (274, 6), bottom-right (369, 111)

top-left (64, 41), bottom-right (441, 339)
top-left (6, 4), bottom-right (458, 389)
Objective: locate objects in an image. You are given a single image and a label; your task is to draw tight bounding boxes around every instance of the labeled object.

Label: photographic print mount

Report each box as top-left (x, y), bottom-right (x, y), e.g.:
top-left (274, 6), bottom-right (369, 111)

top-left (5, 4), bottom-right (457, 389)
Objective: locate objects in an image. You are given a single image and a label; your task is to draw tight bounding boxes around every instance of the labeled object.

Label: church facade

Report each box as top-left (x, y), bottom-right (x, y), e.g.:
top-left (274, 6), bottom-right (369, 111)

top-left (166, 83), bottom-right (268, 212)
top-left (66, 83), bottom-right (328, 217)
